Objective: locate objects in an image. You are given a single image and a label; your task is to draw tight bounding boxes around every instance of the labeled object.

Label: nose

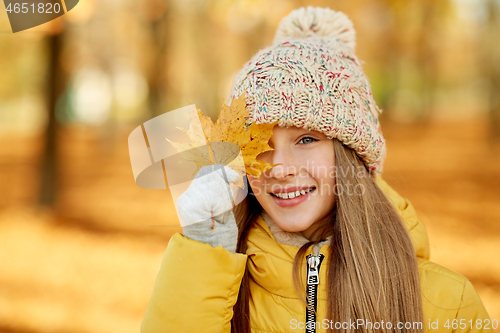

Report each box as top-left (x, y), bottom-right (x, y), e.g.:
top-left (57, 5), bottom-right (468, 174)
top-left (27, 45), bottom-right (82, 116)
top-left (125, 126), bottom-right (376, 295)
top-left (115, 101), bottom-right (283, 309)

top-left (267, 146), bottom-right (299, 181)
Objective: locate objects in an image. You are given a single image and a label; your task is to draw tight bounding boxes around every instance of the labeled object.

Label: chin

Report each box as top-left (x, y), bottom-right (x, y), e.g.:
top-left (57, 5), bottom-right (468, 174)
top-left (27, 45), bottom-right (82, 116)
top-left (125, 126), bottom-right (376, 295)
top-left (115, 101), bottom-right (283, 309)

top-left (273, 216), bottom-right (314, 233)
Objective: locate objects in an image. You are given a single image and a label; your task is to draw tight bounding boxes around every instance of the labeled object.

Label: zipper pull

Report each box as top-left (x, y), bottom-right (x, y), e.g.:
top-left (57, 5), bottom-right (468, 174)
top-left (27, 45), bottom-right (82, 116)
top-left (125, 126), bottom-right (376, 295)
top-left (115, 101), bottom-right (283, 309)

top-left (307, 255), bottom-right (320, 285)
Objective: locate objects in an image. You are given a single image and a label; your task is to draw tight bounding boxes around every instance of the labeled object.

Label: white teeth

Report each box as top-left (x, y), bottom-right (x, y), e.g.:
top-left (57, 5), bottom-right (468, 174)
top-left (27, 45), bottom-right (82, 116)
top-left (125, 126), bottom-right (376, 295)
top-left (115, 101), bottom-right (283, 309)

top-left (273, 188), bottom-right (314, 199)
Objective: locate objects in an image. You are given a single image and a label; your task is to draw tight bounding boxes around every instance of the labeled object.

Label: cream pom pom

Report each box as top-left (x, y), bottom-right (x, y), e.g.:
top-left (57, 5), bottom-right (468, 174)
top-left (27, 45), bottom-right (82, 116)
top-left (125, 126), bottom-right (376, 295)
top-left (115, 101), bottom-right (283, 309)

top-left (273, 7), bottom-right (356, 52)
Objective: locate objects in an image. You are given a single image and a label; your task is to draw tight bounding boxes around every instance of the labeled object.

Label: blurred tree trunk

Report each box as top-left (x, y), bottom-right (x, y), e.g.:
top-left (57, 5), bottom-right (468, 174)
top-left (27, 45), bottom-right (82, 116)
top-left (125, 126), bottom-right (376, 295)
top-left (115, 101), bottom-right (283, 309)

top-left (382, 0), bottom-right (450, 121)
top-left (147, 0), bottom-right (169, 117)
top-left (38, 31), bottom-right (65, 207)
top-left (486, 0), bottom-right (500, 141)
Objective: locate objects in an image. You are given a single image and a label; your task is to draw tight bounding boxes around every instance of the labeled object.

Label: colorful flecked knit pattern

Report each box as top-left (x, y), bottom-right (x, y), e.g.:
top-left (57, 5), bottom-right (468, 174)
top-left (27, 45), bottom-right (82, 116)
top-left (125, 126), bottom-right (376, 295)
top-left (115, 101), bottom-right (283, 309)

top-left (230, 7), bottom-right (386, 177)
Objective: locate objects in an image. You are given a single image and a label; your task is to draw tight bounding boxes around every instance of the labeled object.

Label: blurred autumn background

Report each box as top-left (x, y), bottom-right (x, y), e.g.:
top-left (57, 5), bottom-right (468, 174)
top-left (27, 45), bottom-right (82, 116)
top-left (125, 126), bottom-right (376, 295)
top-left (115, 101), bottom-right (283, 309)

top-left (0, 0), bottom-right (499, 332)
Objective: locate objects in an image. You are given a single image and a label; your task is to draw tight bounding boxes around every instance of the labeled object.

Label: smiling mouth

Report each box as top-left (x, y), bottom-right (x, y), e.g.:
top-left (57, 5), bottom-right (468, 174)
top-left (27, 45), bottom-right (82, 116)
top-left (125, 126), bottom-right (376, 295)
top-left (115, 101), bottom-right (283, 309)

top-left (270, 187), bottom-right (316, 199)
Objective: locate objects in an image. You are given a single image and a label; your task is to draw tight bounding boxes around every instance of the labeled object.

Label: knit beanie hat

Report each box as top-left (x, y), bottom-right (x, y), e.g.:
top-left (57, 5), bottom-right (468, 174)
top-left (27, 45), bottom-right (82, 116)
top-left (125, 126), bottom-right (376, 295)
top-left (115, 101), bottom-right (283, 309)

top-left (229, 7), bottom-right (386, 178)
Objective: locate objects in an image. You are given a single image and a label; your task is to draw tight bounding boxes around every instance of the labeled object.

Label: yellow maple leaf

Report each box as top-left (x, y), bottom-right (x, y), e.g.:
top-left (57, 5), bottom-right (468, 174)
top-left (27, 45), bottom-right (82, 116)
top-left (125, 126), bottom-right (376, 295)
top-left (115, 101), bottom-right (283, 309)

top-left (166, 95), bottom-right (277, 189)
top-left (208, 95), bottom-right (277, 180)
top-left (166, 106), bottom-right (212, 170)
top-left (196, 108), bottom-right (213, 141)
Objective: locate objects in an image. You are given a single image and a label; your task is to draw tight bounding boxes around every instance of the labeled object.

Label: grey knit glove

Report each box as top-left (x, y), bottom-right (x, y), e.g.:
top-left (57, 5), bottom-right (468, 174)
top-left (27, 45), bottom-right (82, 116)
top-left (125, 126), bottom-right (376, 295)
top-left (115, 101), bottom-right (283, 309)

top-left (177, 165), bottom-right (240, 253)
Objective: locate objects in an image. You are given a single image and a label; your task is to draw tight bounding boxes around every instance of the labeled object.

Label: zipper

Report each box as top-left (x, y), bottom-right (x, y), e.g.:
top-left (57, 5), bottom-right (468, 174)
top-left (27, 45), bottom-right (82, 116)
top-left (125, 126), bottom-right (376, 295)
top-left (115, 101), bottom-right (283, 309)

top-left (305, 253), bottom-right (324, 333)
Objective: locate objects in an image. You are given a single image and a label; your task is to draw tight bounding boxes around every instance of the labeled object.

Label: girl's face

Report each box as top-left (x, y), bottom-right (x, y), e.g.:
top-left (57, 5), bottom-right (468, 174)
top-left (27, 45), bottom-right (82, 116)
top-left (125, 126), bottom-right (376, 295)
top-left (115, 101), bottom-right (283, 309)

top-left (248, 125), bottom-right (336, 240)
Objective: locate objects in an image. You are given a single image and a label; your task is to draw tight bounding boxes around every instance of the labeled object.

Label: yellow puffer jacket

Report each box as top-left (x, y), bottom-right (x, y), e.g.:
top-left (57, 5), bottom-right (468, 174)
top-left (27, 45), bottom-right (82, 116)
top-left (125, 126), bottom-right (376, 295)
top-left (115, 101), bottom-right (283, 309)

top-left (141, 177), bottom-right (491, 333)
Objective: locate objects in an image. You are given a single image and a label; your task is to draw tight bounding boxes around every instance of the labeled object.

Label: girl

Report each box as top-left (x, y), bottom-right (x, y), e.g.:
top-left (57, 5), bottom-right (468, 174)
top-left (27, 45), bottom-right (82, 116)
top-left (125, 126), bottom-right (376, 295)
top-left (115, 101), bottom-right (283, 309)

top-left (141, 7), bottom-right (491, 333)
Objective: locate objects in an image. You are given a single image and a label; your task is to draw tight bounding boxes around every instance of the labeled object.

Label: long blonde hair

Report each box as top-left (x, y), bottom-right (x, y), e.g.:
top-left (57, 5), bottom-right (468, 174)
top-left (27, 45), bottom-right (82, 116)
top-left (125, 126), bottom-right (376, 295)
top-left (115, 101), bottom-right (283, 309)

top-left (231, 139), bottom-right (424, 333)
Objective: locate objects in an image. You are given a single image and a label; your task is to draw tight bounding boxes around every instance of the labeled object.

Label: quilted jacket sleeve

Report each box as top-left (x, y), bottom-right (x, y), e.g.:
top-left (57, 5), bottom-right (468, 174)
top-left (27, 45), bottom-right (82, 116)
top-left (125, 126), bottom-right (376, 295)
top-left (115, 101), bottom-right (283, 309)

top-left (454, 280), bottom-right (492, 333)
top-left (141, 233), bottom-right (248, 333)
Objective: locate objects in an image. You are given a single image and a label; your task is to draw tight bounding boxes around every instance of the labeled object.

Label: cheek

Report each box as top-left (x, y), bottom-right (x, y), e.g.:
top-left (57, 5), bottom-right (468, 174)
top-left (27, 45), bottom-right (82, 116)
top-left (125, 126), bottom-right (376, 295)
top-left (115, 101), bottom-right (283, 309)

top-left (298, 154), bottom-right (335, 182)
top-left (255, 150), bottom-right (272, 164)
top-left (298, 154), bottom-right (336, 198)
top-left (248, 176), bottom-right (264, 197)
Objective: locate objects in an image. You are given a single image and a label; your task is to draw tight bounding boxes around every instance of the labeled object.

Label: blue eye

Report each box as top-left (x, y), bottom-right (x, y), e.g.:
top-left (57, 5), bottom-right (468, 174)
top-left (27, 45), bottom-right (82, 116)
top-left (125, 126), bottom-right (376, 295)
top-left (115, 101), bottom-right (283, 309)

top-left (298, 136), bottom-right (317, 144)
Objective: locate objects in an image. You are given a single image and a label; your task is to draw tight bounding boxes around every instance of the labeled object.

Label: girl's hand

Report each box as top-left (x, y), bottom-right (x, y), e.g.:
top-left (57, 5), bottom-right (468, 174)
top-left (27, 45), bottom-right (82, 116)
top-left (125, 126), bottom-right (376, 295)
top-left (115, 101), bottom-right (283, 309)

top-left (177, 165), bottom-right (240, 253)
